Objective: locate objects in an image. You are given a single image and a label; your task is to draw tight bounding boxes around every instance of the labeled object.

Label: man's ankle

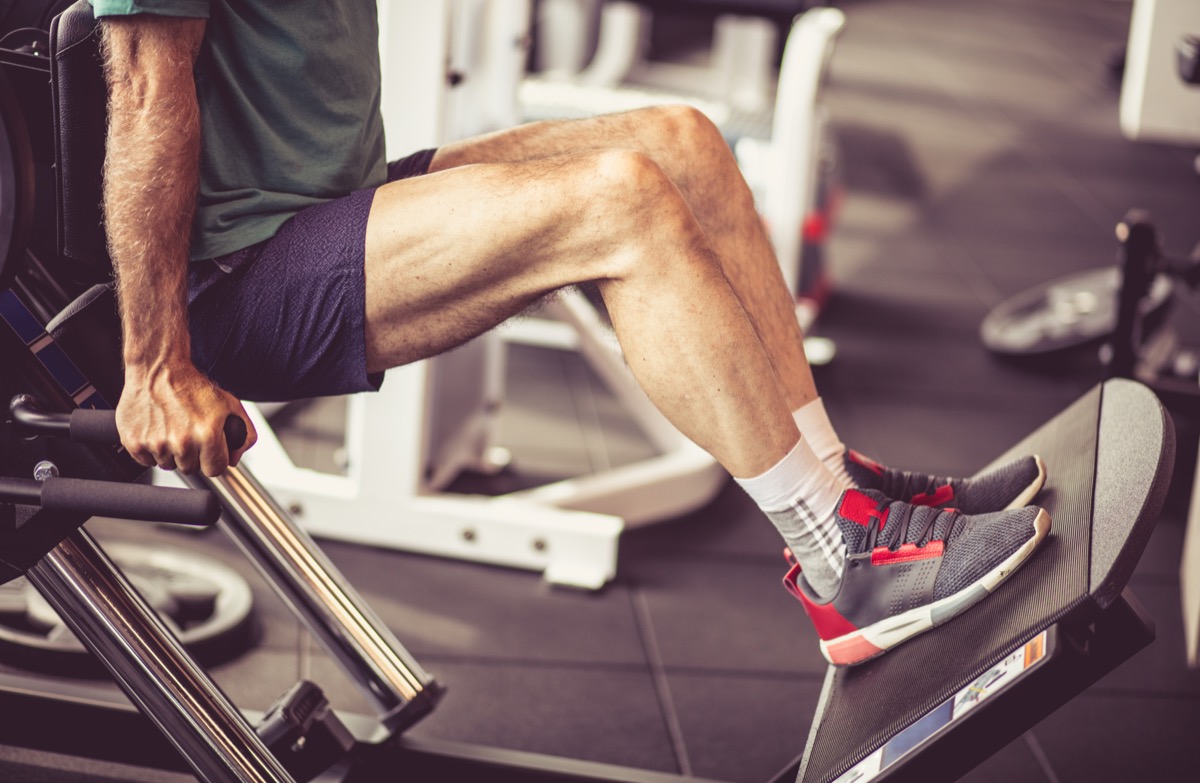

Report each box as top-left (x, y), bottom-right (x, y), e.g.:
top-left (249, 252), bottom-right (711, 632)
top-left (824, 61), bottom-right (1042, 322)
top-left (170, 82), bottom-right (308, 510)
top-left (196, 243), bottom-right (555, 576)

top-left (792, 398), bottom-right (854, 490)
top-left (735, 438), bottom-right (846, 598)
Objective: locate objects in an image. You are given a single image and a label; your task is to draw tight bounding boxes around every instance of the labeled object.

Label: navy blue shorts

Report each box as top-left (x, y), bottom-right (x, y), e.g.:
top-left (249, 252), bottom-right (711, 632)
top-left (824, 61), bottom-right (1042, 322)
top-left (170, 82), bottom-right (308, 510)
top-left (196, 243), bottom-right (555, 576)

top-left (187, 149), bottom-right (437, 401)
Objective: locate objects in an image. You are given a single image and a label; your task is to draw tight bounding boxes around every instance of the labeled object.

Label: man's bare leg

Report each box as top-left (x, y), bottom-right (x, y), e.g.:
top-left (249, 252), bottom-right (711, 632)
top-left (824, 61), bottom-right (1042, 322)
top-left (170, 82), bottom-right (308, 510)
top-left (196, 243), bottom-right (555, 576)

top-left (365, 145), bottom-right (848, 594)
top-left (430, 105), bottom-right (818, 411)
top-left (365, 148), bottom-right (797, 479)
top-left (400, 110), bottom-right (1053, 646)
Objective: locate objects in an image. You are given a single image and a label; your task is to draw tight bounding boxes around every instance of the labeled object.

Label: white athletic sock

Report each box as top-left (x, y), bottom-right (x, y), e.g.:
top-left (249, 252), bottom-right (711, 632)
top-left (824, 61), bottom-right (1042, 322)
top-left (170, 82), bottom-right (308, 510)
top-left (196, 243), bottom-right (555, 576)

top-left (735, 437), bottom-right (846, 598)
top-left (793, 398), bottom-right (854, 491)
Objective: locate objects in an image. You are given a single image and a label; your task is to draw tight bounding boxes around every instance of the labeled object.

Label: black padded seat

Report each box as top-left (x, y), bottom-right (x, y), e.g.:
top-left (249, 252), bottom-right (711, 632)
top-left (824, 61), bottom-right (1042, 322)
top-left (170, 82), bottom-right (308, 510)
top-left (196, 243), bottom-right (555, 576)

top-left (50, 0), bottom-right (110, 292)
top-left (0, 66), bottom-right (34, 290)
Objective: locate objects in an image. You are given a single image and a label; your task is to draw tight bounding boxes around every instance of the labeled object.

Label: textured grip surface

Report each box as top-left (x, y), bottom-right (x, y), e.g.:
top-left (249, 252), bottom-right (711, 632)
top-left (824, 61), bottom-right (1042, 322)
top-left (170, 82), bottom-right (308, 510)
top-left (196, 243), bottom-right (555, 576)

top-left (41, 478), bottom-right (219, 526)
top-left (70, 409), bottom-right (247, 453)
top-left (69, 408), bottom-right (120, 444)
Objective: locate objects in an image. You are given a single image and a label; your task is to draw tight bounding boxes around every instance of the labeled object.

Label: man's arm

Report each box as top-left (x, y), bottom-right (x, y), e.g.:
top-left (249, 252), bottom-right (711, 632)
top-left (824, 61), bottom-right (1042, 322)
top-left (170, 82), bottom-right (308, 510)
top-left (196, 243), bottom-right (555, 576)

top-left (101, 16), bottom-right (255, 476)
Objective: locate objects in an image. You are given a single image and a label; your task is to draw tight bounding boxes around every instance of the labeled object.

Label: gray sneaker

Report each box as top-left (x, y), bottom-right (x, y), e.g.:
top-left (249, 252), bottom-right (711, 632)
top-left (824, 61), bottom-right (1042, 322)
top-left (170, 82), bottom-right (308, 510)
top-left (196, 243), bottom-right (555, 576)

top-left (844, 451), bottom-right (1046, 513)
top-left (784, 488), bottom-right (1052, 666)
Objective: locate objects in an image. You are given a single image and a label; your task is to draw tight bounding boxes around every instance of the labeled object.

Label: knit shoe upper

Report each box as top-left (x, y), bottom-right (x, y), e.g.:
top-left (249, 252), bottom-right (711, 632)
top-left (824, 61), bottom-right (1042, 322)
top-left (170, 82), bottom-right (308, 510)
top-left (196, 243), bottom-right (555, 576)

top-left (783, 488), bottom-right (1051, 666)
top-left (843, 451), bottom-right (1046, 514)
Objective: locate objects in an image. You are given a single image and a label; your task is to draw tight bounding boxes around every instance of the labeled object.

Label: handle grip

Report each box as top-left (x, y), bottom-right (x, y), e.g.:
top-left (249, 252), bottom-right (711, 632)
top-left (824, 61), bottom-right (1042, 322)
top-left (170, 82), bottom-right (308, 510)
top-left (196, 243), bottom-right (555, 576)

top-left (0, 477), bottom-right (220, 526)
top-left (69, 409), bottom-right (248, 452)
top-left (39, 478), bottom-right (219, 527)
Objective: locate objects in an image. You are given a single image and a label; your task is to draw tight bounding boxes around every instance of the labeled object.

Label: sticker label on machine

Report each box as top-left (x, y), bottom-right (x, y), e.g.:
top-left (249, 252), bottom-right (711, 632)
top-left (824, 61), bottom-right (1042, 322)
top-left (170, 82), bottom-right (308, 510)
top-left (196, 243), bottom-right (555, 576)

top-left (833, 630), bottom-right (1049, 783)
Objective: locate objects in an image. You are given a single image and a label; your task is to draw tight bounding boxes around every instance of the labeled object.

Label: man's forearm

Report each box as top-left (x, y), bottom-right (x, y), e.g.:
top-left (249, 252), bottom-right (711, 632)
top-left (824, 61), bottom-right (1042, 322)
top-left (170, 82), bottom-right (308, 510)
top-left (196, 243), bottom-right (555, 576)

top-left (101, 18), bottom-right (205, 373)
top-left (95, 16), bottom-right (249, 476)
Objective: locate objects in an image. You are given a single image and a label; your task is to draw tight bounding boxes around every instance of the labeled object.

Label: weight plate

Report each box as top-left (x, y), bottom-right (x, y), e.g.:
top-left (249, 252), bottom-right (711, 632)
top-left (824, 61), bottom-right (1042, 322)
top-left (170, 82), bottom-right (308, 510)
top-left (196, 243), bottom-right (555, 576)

top-left (0, 66), bottom-right (34, 290)
top-left (0, 543), bottom-right (257, 676)
top-left (980, 267), bottom-right (1173, 357)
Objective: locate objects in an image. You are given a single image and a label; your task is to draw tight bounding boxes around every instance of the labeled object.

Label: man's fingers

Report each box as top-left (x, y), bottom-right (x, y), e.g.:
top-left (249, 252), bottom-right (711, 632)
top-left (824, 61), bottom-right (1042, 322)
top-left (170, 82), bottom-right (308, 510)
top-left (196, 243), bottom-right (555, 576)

top-left (148, 438), bottom-right (176, 470)
top-left (174, 435), bottom-right (202, 474)
top-left (199, 440), bottom-right (231, 477)
top-left (126, 444), bottom-right (157, 469)
top-left (195, 417), bottom-right (230, 477)
top-left (114, 371), bottom-right (246, 477)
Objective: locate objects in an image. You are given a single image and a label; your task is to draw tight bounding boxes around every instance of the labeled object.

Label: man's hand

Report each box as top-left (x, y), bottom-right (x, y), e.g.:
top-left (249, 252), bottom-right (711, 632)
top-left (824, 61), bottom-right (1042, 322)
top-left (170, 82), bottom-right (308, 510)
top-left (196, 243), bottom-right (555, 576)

top-left (117, 358), bottom-right (256, 477)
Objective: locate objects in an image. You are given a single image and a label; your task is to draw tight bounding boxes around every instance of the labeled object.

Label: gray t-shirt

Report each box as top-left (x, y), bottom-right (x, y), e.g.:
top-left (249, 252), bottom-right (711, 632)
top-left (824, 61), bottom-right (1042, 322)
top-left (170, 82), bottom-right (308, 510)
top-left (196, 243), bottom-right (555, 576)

top-left (92, 0), bottom-right (387, 261)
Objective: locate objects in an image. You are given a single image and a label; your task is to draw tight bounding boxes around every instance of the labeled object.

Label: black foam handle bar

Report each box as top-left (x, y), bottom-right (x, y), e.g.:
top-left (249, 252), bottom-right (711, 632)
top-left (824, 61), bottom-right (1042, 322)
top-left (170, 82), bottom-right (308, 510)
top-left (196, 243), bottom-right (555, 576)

top-left (40, 477), bottom-right (221, 527)
top-left (69, 410), bottom-right (248, 452)
top-left (68, 408), bottom-right (120, 444)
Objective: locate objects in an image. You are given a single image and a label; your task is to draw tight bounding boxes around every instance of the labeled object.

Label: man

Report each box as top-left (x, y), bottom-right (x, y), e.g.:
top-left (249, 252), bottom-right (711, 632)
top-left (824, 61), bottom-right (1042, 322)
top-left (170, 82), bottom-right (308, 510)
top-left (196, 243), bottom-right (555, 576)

top-left (95, 0), bottom-right (1049, 665)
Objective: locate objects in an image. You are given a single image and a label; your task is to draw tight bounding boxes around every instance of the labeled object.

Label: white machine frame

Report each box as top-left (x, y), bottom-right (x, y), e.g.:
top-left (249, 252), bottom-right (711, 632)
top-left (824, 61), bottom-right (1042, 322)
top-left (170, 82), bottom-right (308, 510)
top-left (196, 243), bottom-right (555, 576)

top-left (1120, 0), bottom-right (1200, 146)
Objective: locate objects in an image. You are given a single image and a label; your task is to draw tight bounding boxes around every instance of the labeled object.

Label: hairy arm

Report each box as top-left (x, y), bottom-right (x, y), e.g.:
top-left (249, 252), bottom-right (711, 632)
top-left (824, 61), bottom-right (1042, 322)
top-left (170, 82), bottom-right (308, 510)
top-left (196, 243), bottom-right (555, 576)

top-left (102, 16), bottom-right (255, 475)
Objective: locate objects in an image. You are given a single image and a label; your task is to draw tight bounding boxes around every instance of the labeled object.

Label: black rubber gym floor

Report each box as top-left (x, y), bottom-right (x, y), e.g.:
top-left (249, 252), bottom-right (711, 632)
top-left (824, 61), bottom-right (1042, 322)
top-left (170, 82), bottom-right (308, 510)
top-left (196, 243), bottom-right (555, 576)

top-left (3, 0), bottom-right (1198, 780)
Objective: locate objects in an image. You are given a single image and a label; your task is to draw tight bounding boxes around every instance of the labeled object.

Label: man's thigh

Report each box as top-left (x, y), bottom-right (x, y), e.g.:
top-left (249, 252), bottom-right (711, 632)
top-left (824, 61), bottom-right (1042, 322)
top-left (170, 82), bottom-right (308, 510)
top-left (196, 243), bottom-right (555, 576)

top-left (363, 149), bottom-right (655, 373)
top-left (430, 106), bottom-right (695, 173)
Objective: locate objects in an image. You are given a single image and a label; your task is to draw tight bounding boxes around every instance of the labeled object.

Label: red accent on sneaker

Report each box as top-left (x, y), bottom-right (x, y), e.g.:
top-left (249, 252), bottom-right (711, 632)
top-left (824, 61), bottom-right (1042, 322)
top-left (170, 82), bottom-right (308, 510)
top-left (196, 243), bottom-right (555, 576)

top-left (910, 484), bottom-right (955, 507)
top-left (870, 541), bottom-right (945, 565)
top-left (839, 489), bottom-right (889, 528)
top-left (782, 563), bottom-right (859, 641)
top-left (782, 563), bottom-right (803, 600)
top-left (826, 634), bottom-right (885, 666)
top-left (848, 450), bottom-right (885, 476)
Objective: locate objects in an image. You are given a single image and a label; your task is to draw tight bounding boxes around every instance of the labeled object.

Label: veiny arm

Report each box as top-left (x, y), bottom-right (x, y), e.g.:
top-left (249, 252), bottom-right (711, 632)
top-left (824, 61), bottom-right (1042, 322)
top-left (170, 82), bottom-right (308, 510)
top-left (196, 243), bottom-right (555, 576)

top-left (101, 15), bottom-right (255, 476)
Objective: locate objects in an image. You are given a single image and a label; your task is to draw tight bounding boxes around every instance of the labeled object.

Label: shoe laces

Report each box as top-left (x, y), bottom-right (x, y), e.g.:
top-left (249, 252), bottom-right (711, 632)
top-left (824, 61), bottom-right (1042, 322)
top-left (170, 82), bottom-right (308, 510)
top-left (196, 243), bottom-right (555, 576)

top-left (886, 469), bottom-right (955, 502)
top-left (862, 497), bottom-right (961, 554)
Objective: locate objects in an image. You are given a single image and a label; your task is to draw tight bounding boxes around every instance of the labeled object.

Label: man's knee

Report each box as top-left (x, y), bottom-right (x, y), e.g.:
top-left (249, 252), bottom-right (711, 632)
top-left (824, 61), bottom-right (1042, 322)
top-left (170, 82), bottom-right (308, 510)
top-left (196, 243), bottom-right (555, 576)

top-left (643, 104), bottom-right (729, 161)
top-left (590, 146), bottom-right (676, 200)
top-left (584, 148), bottom-right (684, 223)
top-left (575, 149), bottom-right (712, 277)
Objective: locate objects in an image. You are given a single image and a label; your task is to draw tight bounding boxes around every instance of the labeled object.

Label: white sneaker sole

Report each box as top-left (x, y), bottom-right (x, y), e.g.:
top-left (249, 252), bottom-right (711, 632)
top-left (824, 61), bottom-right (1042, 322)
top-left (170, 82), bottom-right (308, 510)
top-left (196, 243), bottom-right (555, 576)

top-left (1003, 455), bottom-right (1047, 511)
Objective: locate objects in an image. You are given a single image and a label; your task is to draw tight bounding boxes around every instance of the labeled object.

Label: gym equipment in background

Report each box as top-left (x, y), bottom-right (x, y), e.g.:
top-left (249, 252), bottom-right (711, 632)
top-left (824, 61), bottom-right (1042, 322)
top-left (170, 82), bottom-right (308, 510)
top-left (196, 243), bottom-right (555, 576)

top-left (980, 267), bottom-right (1173, 359)
top-left (1119, 0), bottom-right (1200, 147)
top-left (1103, 211), bottom-right (1200, 671)
top-left (982, 208), bottom-right (1200, 670)
top-left (0, 542), bottom-right (255, 676)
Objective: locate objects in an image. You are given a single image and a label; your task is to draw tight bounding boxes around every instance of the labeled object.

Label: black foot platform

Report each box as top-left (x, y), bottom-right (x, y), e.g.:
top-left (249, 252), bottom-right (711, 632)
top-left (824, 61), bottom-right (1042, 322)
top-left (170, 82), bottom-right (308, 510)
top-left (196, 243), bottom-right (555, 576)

top-left (791, 379), bottom-right (1175, 783)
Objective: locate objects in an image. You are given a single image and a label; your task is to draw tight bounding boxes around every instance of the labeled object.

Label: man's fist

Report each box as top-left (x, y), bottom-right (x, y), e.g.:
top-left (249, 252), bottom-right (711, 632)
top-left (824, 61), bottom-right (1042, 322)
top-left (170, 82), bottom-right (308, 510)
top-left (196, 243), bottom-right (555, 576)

top-left (117, 360), bottom-right (257, 477)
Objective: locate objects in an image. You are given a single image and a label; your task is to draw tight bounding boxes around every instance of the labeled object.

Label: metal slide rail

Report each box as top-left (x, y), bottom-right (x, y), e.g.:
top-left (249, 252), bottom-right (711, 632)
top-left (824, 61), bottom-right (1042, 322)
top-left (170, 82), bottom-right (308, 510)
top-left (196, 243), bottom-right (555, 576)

top-left (2, 401), bottom-right (439, 782)
top-left (26, 528), bottom-right (296, 783)
top-left (13, 456), bottom-right (443, 783)
top-left (192, 466), bottom-right (441, 728)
